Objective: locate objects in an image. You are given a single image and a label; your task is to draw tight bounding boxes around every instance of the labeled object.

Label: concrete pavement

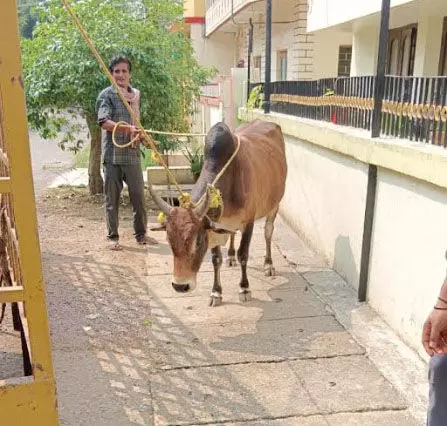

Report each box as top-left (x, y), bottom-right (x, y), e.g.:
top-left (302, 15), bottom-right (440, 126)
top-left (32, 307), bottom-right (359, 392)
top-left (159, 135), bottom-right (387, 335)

top-left (139, 216), bottom-right (425, 425)
top-left (30, 139), bottom-right (428, 425)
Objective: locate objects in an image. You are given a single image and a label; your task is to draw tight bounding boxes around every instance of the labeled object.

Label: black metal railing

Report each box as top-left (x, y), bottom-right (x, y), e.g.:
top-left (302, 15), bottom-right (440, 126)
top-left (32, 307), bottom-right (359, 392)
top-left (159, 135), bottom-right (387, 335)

top-left (249, 76), bottom-right (447, 147)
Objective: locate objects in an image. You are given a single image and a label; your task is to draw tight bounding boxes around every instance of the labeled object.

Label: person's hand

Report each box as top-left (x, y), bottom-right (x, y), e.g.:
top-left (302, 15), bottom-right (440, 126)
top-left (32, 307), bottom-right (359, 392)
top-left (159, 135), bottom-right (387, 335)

top-left (124, 125), bottom-right (142, 148)
top-left (128, 125), bottom-right (141, 140)
top-left (422, 308), bottom-right (447, 356)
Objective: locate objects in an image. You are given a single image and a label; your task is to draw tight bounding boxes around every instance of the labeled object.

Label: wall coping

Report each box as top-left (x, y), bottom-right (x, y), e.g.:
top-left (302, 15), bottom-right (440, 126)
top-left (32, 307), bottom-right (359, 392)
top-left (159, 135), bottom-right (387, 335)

top-left (239, 107), bottom-right (447, 190)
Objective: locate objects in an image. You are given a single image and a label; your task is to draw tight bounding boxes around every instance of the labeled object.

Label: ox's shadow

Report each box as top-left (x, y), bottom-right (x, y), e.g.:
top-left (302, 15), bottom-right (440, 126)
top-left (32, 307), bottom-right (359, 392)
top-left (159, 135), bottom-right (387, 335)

top-left (45, 251), bottom-right (282, 425)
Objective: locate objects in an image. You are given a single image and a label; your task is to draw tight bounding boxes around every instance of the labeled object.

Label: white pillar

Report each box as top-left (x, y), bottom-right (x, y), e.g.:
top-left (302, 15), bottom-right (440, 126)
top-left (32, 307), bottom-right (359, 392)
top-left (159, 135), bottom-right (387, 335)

top-left (351, 24), bottom-right (379, 76)
top-left (413, 15), bottom-right (444, 76)
top-left (292, 0), bottom-right (314, 80)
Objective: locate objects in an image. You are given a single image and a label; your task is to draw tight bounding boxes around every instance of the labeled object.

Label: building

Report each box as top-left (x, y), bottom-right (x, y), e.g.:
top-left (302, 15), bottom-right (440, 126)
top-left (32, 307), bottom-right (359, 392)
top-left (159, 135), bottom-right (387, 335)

top-left (308, 0), bottom-right (447, 77)
top-left (199, 0), bottom-right (351, 81)
top-left (183, 0), bottom-right (447, 360)
top-left (183, 0), bottom-right (353, 132)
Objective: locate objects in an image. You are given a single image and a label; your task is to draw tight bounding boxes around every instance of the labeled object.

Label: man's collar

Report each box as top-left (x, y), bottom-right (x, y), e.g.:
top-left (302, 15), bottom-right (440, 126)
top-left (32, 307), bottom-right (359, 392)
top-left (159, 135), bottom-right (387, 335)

top-left (111, 84), bottom-right (133, 93)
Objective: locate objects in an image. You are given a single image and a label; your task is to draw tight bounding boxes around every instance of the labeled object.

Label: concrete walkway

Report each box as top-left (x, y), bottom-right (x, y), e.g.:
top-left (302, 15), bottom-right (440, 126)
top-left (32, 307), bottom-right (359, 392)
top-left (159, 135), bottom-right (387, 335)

top-left (41, 164), bottom-right (428, 425)
top-left (138, 217), bottom-right (426, 425)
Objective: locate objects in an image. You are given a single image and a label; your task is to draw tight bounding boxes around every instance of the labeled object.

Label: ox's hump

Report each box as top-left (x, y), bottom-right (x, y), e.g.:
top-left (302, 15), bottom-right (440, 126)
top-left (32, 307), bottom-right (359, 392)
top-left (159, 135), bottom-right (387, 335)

top-left (204, 122), bottom-right (235, 162)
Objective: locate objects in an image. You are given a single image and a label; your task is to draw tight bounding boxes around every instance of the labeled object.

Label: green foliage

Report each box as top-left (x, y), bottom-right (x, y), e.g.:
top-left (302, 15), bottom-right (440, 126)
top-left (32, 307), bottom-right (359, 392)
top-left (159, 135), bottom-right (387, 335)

top-left (17, 0), bottom-right (38, 39)
top-left (246, 84), bottom-right (264, 109)
top-left (183, 143), bottom-right (204, 178)
top-left (140, 148), bottom-right (158, 168)
top-left (21, 0), bottom-right (213, 153)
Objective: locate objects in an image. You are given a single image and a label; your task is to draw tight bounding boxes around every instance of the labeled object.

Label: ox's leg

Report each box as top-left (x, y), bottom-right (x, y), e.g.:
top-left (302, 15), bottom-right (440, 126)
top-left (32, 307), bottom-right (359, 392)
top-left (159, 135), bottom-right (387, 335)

top-left (210, 246), bottom-right (223, 307)
top-left (264, 206), bottom-right (279, 277)
top-left (238, 222), bottom-right (254, 302)
top-left (227, 233), bottom-right (237, 267)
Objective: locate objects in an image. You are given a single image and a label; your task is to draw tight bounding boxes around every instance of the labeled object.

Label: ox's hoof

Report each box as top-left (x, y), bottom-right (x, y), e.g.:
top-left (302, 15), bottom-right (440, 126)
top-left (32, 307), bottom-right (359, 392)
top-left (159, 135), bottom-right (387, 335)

top-left (227, 256), bottom-right (237, 267)
top-left (239, 289), bottom-right (252, 303)
top-left (264, 264), bottom-right (276, 277)
top-left (209, 293), bottom-right (223, 307)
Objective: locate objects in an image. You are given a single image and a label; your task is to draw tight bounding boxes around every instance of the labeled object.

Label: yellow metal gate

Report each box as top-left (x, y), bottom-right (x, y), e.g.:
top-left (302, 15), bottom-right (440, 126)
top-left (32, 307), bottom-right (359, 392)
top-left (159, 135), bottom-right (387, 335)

top-left (0, 1), bottom-right (59, 424)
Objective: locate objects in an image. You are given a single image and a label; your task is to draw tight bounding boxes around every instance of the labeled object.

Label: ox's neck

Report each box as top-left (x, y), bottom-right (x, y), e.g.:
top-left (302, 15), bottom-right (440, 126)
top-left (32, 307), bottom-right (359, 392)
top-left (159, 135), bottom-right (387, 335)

top-left (190, 150), bottom-right (238, 203)
top-left (191, 164), bottom-right (219, 203)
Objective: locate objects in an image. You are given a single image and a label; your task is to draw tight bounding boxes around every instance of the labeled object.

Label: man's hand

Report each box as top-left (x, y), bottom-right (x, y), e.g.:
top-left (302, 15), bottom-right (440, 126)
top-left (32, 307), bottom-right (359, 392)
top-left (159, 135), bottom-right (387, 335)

top-left (126, 125), bottom-right (141, 139)
top-left (423, 308), bottom-right (447, 356)
top-left (100, 120), bottom-right (141, 139)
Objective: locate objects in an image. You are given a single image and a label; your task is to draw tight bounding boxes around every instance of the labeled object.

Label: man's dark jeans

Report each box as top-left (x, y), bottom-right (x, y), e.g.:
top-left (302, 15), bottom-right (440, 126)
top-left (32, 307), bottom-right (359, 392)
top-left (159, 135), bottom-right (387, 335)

top-left (103, 163), bottom-right (146, 241)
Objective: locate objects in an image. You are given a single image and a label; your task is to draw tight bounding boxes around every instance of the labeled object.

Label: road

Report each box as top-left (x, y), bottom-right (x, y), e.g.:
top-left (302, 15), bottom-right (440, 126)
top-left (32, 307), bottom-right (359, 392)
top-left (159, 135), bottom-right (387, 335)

top-left (29, 129), bottom-right (75, 195)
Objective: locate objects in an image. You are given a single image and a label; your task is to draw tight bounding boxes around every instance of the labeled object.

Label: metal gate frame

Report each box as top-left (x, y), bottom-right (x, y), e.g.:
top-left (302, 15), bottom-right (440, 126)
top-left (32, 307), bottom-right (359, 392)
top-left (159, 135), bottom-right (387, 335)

top-left (0, 1), bottom-right (59, 424)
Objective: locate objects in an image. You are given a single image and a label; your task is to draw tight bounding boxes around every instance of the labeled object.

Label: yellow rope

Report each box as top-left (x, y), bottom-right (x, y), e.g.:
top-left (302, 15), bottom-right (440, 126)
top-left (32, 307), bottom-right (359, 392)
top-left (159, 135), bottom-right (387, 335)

top-left (111, 121), bottom-right (138, 149)
top-left (155, 135), bottom-right (240, 224)
top-left (111, 121), bottom-right (207, 149)
top-left (61, 0), bottom-right (240, 212)
top-left (211, 135), bottom-right (240, 187)
top-left (192, 135), bottom-right (241, 207)
top-left (141, 129), bottom-right (208, 137)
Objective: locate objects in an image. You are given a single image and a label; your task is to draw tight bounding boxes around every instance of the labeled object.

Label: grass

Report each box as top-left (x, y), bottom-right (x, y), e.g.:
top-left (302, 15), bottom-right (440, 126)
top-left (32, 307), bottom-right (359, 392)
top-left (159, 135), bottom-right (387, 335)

top-left (74, 145), bottom-right (90, 168)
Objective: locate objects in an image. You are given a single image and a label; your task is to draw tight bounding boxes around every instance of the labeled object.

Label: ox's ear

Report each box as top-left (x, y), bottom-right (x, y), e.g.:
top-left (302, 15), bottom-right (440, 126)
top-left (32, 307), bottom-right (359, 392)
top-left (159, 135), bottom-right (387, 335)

top-left (206, 220), bottom-right (235, 234)
top-left (149, 223), bottom-right (166, 232)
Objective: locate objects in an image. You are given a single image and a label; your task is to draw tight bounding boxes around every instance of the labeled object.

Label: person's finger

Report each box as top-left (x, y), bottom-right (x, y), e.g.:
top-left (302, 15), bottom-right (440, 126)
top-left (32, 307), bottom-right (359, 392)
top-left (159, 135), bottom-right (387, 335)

top-left (423, 319), bottom-right (434, 356)
top-left (440, 333), bottom-right (447, 354)
top-left (430, 320), bottom-right (444, 354)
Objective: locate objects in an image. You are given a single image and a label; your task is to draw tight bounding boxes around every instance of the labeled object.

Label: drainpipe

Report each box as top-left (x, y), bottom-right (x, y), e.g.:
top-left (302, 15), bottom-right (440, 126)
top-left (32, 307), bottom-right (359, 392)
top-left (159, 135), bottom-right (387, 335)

top-left (264, 0), bottom-right (272, 114)
top-left (358, 0), bottom-right (390, 302)
top-left (247, 18), bottom-right (253, 102)
top-left (371, 0), bottom-right (390, 138)
top-left (358, 165), bottom-right (378, 302)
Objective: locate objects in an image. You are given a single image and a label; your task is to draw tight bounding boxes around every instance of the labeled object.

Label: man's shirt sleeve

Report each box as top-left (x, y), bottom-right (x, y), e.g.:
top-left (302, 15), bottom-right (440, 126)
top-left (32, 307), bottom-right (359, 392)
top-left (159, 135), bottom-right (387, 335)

top-left (96, 90), bottom-right (113, 126)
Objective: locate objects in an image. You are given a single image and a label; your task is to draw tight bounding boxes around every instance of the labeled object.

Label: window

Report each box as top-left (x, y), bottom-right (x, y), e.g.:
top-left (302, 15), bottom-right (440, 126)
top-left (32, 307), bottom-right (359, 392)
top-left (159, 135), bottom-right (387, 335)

top-left (439, 17), bottom-right (447, 75)
top-left (337, 46), bottom-right (352, 77)
top-left (387, 24), bottom-right (417, 76)
top-left (389, 39), bottom-right (400, 75)
top-left (401, 35), bottom-right (412, 76)
top-left (277, 50), bottom-right (288, 81)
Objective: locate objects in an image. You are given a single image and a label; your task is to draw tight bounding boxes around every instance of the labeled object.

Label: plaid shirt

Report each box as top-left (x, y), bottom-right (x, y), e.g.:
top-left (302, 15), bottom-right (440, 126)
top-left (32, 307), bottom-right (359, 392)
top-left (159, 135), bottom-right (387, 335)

top-left (96, 85), bottom-right (141, 165)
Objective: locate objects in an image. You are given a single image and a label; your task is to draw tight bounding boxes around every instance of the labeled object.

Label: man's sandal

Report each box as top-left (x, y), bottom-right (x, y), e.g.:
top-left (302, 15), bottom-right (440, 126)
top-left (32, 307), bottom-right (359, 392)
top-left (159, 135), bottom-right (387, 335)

top-left (136, 235), bottom-right (158, 245)
top-left (107, 240), bottom-right (123, 251)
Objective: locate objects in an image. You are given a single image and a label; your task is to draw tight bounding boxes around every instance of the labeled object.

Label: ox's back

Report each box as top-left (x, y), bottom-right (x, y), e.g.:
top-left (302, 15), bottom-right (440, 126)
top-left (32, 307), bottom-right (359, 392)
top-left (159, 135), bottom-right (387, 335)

top-left (193, 120), bottom-right (287, 227)
top-left (234, 120), bottom-right (287, 220)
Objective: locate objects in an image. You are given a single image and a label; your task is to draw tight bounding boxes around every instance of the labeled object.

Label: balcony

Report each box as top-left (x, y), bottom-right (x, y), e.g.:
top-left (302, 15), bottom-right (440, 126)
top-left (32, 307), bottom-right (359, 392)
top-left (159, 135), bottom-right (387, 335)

top-left (205, 0), bottom-right (258, 36)
top-left (200, 83), bottom-right (220, 98)
top-left (307, 0), bottom-right (415, 32)
top-left (250, 75), bottom-right (447, 146)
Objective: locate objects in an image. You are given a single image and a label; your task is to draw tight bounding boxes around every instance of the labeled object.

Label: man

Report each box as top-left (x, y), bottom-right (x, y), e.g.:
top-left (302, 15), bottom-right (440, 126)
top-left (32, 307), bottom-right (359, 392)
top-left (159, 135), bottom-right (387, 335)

top-left (422, 275), bottom-right (447, 425)
top-left (96, 55), bottom-right (156, 250)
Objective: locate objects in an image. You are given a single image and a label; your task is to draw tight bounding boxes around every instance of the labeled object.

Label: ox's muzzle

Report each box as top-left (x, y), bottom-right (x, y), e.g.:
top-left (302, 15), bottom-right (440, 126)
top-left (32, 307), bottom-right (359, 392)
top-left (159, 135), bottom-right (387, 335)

top-left (171, 276), bottom-right (197, 293)
top-left (172, 283), bottom-right (190, 293)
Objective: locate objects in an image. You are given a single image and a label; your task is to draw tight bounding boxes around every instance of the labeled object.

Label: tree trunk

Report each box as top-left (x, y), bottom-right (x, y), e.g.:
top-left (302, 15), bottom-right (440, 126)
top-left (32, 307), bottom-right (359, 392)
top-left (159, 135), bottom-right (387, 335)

top-left (86, 115), bottom-right (104, 195)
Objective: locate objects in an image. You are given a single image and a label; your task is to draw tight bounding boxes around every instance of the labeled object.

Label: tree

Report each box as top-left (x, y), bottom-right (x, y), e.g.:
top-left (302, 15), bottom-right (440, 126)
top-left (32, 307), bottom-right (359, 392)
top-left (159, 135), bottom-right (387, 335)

top-left (17, 0), bottom-right (38, 39)
top-left (21, 0), bottom-right (211, 194)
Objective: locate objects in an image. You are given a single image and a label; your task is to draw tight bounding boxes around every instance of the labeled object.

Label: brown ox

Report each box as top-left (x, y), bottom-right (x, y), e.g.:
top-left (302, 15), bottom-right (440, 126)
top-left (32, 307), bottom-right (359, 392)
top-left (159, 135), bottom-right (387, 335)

top-left (149, 119), bottom-right (287, 306)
